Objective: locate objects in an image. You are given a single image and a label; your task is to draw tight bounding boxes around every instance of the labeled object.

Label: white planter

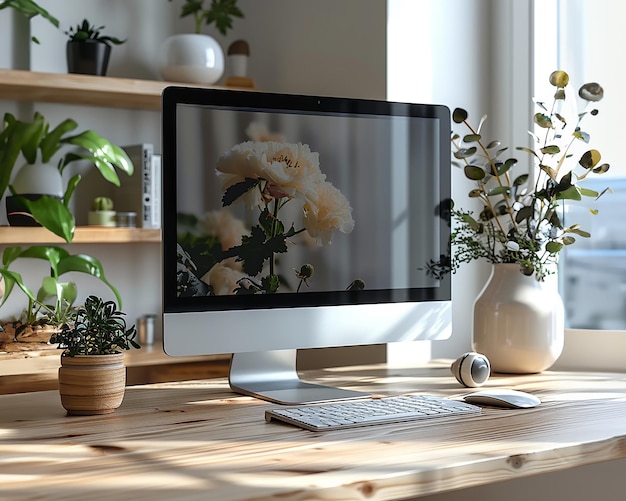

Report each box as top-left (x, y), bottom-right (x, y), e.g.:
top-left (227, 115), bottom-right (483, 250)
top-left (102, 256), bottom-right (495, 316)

top-left (158, 34), bottom-right (225, 85)
top-left (12, 162), bottom-right (63, 197)
top-left (473, 263), bottom-right (564, 373)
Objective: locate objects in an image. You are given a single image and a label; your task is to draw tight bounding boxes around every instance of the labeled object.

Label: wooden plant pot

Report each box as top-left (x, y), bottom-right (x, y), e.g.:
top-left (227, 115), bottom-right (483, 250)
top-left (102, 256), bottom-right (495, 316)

top-left (58, 353), bottom-right (126, 415)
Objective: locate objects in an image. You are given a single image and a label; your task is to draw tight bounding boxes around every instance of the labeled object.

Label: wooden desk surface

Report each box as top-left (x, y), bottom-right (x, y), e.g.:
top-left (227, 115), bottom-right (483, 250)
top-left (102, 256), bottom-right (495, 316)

top-left (2, 363), bottom-right (626, 500)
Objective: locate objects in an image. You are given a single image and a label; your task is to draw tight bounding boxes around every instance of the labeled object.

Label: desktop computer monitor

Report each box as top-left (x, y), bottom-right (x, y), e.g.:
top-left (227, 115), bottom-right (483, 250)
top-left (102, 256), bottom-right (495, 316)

top-left (162, 87), bottom-right (452, 405)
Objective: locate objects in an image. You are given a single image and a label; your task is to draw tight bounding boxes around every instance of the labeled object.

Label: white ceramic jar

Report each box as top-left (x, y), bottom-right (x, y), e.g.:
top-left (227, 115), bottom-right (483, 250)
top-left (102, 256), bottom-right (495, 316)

top-left (473, 263), bottom-right (565, 373)
top-left (158, 34), bottom-right (225, 85)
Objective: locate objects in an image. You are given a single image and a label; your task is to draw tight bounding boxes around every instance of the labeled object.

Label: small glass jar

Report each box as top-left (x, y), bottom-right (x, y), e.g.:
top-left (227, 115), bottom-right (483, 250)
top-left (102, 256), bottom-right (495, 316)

top-left (115, 212), bottom-right (137, 228)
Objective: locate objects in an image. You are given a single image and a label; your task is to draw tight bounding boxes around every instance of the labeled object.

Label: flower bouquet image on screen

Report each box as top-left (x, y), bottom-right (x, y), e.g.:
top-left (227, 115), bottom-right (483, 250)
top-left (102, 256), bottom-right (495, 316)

top-left (174, 106), bottom-right (444, 304)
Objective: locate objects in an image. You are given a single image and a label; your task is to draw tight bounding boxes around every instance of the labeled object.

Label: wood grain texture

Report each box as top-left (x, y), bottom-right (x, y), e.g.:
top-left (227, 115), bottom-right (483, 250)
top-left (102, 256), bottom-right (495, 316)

top-left (0, 347), bottom-right (230, 394)
top-left (0, 69), bottom-right (253, 110)
top-left (0, 226), bottom-right (161, 244)
top-left (2, 364), bottom-right (626, 500)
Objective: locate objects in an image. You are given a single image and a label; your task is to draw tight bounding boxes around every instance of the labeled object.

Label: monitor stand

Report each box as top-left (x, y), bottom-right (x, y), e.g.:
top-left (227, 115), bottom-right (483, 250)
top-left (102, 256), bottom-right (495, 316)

top-left (228, 349), bottom-right (370, 405)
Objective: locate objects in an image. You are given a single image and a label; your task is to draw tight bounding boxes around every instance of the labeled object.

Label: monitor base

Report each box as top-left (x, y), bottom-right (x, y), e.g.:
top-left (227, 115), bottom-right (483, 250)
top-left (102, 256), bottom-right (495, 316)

top-left (229, 349), bottom-right (369, 405)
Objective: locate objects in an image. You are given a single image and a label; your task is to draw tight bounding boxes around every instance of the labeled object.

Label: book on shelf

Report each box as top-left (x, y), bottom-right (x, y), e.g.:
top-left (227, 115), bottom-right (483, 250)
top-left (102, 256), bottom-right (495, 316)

top-left (112, 144), bottom-right (161, 229)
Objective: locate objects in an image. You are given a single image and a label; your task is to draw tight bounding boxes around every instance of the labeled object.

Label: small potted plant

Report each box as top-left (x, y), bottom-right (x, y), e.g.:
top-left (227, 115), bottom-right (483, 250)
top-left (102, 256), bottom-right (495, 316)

top-left (159, 0), bottom-right (244, 84)
top-left (50, 295), bottom-right (140, 415)
top-left (65, 18), bottom-right (126, 76)
top-left (1, 111), bottom-right (133, 242)
top-left (87, 196), bottom-right (116, 227)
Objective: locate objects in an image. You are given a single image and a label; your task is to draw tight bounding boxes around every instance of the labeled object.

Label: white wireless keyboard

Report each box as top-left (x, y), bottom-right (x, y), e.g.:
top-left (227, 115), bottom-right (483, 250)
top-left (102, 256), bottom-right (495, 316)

top-left (265, 394), bottom-right (482, 431)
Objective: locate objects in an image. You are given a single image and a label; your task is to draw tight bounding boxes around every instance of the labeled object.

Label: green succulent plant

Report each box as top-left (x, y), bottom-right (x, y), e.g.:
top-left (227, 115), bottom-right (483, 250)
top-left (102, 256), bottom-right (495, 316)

top-left (0, 112), bottom-right (133, 242)
top-left (65, 19), bottom-right (126, 46)
top-left (50, 295), bottom-right (139, 356)
top-left (428, 70), bottom-right (610, 282)
top-left (92, 196), bottom-right (114, 211)
top-left (169, 0), bottom-right (244, 36)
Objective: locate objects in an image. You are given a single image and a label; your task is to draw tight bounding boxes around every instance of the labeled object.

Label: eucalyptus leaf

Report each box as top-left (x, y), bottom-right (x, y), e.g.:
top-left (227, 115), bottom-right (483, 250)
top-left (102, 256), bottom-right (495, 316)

top-left (562, 236), bottom-right (576, 245)
top-left (464, 165), bottom-right (485, 180)
top-left (487, 186), bottom-right (510, 196)
top-left (541, 145), bottom-right (560, 155)
top-left (513, 174), bottom-right (529, 186)
top-left (568, 228), bottom-right (591, 238)
top-left (534, 113), bottom-right (553, 129)
top-left (573, 130), bottom-right (590, 143)
top-left (579, 149), bottom-right (601, 169)
top-left (546, 241), bottom-right (563, 254)
top-left (497, 158), bottom-right (517, 176)
top-left (556, 185), bottom-right (581, 201)
top-left (454, 147), bottom-right (477, 159)
top-left (579, 187), bottom-right (599, 198)
top-left (452, 108), bottom-right (468, 124)
top-left (592, 163), bottom-right (610, 174)
top-left (549, 70), bottom-right (569, 87)
top-left (463, 134), bottom-right (481, 143)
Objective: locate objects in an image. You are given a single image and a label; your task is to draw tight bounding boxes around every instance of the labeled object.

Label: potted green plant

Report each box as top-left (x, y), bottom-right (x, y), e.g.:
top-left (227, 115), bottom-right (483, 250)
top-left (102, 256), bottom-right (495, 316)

top-left (0, 111), bottom-right (133, 242)
top-left (0, 245), bottom-right (122, 346)
top-left (65, 19), bottom-right (126, 76)
top-left (431, 70), bottom-right (609, 373)
top-left (50, 295), bottom-right (139, 415)
top-left (87, 196), bottom-right (116, 226)
top-left (159, 0), bottom-right (244, 84)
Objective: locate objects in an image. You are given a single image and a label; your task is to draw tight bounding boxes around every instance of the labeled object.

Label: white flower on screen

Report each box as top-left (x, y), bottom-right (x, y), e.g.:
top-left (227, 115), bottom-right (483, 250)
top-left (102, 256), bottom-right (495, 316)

top-left (303, 181), bottom-right (355, 246)
top-left (216, 141), bottom-right (326, 208)
top-left (201, 263), bottom-right (245, 295)
top-left (198, 209), bottom-right (248, 251)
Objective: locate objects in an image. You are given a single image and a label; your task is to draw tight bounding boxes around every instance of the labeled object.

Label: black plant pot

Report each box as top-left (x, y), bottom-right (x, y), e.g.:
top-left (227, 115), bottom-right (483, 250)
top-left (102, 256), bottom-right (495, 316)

top-left (66, 40), bottom-right (111, 76)
top-left (6, 194), bottom-right (60, 227)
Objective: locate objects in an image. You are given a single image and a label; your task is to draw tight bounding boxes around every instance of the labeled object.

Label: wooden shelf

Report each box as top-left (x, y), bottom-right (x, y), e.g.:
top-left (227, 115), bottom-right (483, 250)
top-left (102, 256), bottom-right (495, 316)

top-left (0, 226), bottom-right (161, 245)
top-left (0, 69), bottom-right (246, 110)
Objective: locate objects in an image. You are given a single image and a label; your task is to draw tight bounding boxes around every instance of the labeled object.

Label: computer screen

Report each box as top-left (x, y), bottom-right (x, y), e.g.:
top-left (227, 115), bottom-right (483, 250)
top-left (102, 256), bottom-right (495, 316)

top-left (162, 88), bottom-right (451, 404)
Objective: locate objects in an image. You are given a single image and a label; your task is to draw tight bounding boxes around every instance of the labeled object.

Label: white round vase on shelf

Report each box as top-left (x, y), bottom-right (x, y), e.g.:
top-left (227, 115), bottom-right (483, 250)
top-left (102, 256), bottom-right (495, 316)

top-left (158, 34), bottom-right (225, 85)
top-left (472, 263), bottom-right (564, 374)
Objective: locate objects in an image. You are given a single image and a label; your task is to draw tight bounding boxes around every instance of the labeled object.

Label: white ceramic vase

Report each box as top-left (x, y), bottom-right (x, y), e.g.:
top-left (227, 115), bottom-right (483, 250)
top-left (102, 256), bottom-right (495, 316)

top-left (472, 263), bottom-right (564, 373)
top-left (158, 34), bottom-right (225, 85)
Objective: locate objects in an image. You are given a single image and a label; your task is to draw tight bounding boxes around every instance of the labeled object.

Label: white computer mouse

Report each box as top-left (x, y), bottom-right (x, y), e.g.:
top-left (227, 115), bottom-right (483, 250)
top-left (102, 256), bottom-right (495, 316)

top-left (463, 388), bottom-right (541, 409)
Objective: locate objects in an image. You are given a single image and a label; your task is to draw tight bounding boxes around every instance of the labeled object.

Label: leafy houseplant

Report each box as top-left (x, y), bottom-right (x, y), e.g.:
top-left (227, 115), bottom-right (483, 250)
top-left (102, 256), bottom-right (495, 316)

top-left (0, 245), bottom-right (123, 343)
top-left (50, 295), bottom-right (139, 415)
top-left (169, 0), bottom-right (244, 36)
top-left (439, 70), bottom-right (609, 282)
top-left (0, 0), bottom-right (59, 43)
top-left (0, 111), bottom-right (133, 242)
top-left (65, 19), bottom-right (126, 76)
top-left (50, 295), bottom-right (139, 356)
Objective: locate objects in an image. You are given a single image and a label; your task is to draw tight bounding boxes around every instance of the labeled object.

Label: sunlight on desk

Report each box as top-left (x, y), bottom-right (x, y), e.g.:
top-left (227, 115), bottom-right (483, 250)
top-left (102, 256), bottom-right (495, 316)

top-left (1, 365), bottom-right (626, 500)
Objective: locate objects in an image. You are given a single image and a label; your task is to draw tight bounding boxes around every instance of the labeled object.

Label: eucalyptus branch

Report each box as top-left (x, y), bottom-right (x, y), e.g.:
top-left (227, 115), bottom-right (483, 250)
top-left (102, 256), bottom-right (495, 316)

top-left (435, 70), bottom-right (609, 282)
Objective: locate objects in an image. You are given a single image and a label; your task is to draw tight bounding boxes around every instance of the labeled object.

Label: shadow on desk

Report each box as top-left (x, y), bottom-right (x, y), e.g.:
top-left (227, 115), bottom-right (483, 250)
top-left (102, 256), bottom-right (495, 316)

top-left (2, 364), bottom-right (626, 501)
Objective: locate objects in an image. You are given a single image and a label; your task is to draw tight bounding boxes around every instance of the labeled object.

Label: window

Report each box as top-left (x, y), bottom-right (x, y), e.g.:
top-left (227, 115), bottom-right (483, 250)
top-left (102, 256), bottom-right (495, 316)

top-left (536, 0), bottom-right (626, 330)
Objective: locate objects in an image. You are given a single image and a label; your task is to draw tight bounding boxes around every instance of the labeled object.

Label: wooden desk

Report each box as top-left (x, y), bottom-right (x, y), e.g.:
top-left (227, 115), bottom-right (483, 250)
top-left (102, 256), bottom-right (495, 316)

top-left (2, 363), bottom-right (626, 500)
